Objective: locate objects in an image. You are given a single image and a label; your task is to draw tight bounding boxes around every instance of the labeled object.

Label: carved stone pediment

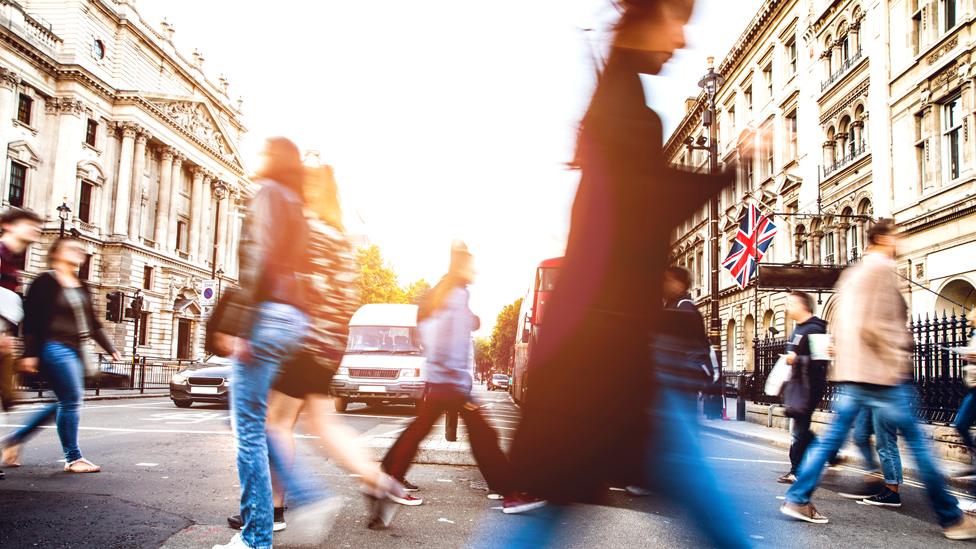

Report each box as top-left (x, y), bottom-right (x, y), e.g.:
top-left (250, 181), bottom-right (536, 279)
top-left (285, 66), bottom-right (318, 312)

top-left (151, 99), bottom-right (237, 165)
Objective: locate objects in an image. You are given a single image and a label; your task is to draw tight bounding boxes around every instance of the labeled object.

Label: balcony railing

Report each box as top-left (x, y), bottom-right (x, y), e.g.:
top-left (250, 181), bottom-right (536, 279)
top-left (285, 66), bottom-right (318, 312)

top-left (823, 142), bottom-right (868, 178)
top-left (820, 48), bottom-right (864, 92)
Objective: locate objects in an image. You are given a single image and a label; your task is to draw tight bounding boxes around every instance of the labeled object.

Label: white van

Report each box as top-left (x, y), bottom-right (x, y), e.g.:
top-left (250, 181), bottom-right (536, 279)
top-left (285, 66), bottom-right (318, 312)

top-left (331, 304), bottom-right (426, 412)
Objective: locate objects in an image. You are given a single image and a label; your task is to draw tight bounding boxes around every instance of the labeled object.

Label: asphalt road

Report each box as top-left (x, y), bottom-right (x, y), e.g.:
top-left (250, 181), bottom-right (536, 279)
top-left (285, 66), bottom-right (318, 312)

top-left (1, 386), bottom-right (974, 548)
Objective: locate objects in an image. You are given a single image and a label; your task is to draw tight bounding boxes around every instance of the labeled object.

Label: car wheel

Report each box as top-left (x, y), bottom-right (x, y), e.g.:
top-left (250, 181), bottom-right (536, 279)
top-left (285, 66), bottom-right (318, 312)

top-left (173, 399), bottom-right (193, 408)
top-left (334, 397), bottom-right (348, 413)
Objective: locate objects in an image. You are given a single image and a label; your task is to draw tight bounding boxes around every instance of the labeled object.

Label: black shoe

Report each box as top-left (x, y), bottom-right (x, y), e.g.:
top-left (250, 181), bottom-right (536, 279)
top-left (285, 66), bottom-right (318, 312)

top-left (861, 487), bottom-right (902, 508)
top-left (227, 507), bottom-right (286, 531)
top-left (400, 478), bottom-right (420, 492)
top-left (837, 479), bottom-right (883, 499)
top-left (365, 494), bottom-right (399, 530)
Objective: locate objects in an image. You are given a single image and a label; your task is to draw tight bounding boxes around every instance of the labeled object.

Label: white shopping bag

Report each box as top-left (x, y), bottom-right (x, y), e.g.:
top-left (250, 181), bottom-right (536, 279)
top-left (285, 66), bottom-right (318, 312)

top-left (764, 354), bottom-right (792, 396)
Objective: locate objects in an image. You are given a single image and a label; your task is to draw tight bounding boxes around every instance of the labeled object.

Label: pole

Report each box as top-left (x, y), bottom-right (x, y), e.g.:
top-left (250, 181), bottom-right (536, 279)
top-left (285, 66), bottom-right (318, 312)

top-left (59, 218), bottom-right (64, 238)
top-left (211, 194), bottom-right (222, 280)
top-left (706, 93), bottom-right (727, 420)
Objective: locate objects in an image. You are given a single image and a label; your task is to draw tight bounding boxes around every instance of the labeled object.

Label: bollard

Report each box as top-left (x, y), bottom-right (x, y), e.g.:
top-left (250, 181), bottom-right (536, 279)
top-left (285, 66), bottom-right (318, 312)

top-left (445, 409), bottom-right (459, 442)
top-left (736, 393), bottom-right (746, 421)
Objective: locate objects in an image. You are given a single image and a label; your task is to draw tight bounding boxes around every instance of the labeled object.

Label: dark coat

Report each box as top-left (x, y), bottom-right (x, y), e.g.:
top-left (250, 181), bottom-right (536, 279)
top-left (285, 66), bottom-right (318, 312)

top-left (507, 53), bottom-right (731, 503)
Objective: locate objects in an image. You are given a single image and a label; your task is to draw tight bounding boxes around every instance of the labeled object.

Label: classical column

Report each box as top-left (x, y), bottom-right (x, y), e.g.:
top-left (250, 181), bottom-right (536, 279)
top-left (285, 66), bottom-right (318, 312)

top-left (212, 182), bottom-right (229, 271)
top-left (189, 167), bottom-right (204, 260)
top-left (837, 223), bottom-right (849, 264)
top-left (48, 97), bottom-right (86, 217)
top-left (219, 189), bottom-right (235, 268)
top-left (112, 123), bottom-right (137, 236)
top-left (850, 21), bottom-right (861, 54)
top-left (822, 140), bottom-right (834, 169)
top-left (0, 67), bottom-right (19, 187)
top-left (167, 154), bottom-right (184, 251)
top-left (821, 50), bottom-right (832, 81)
top-left (852, 121), bottom-right (864, 152)
top-left (154, 147), bottom-right (175, 246)
top-left (811, 230), bottom-right (823, 265)
top-left (198, 173), bottom-right (212, 265)
top-left (127, 129), bottom-right (150, 240)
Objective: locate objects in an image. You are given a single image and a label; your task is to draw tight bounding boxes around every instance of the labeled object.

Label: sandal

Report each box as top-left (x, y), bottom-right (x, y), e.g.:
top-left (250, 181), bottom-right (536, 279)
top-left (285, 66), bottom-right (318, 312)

top-left (64, 458), bottom-right (101, 473)
top-left (1, 444), bottom-right (20, 467)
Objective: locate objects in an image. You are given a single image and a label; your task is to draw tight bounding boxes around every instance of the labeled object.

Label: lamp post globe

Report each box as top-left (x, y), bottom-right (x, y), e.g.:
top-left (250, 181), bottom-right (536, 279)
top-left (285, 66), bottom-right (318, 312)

top-left (56, 197), bottom-right (71, 238)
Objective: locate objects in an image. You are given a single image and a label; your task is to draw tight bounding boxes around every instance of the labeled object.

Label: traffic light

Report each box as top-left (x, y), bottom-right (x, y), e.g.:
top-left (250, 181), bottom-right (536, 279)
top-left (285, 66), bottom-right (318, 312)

top-left (124, 295), bottom-right (143, 320)
top-left (105, 291), bottom-right (124, 323)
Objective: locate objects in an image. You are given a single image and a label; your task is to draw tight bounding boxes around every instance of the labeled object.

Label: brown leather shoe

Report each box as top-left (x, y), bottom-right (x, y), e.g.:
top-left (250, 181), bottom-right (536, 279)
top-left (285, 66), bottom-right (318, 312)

top-left (780, 501), bottom-right (828, 524)
top-left (944, 515), bottom-right (976, 540)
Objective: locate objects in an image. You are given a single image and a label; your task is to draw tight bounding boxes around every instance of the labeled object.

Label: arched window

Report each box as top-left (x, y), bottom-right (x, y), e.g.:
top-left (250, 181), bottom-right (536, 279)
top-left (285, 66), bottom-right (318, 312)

top-left (842, 206), bottom-right (860, 260)
top-left (821, 227), bottom-right (835, 265)
top-left (826, 126), bottom-right (837, 164)
top-left (838, 116), bottom-right (852, 157)
top-left (838, 23), bottom-right (850, 62)
top-left (743, 315), bottom-right (756, 372)
top-left (824, 35), bottom-right (834, 74)
top-left (762, 309), bottom-right (776, 338)
top-left (854, 104), bottom-right (866, 148)
top-left (936, 279), bottom-right (976, 316)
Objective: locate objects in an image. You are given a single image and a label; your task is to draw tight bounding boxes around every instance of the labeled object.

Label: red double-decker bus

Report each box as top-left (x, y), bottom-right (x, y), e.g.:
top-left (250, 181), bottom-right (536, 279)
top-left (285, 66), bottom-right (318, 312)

top-left (511, 256), bottom-right (562, 404)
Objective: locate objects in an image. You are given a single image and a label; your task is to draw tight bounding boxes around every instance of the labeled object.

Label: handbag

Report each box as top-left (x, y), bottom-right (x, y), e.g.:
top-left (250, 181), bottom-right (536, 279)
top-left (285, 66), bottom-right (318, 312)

top-left (205, 287), bottom-right (245, 356)
top-left (783, 357), bottom-right (812, 417)
top-left (764, 354), bottom-right (792, 396)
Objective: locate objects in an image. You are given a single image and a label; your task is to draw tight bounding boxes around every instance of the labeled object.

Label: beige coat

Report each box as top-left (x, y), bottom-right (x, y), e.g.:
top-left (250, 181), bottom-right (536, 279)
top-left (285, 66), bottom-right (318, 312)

top-left (830, 252), bottom-right (913, 386)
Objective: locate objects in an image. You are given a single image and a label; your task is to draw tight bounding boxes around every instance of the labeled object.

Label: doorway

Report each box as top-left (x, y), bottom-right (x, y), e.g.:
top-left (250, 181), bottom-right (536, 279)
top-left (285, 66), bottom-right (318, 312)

top-left (176, 318), bottom-right (193, 360)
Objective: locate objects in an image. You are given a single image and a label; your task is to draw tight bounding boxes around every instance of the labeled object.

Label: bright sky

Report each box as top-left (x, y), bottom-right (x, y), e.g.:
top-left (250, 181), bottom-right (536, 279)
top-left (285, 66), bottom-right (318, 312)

top-left (140, 0), bottom-right (763, 333)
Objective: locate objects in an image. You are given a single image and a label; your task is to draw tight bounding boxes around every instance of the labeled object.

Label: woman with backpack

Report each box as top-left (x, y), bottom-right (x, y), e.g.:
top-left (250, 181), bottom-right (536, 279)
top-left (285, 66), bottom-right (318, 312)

top-left (223, 164), bottom-right (405, 534)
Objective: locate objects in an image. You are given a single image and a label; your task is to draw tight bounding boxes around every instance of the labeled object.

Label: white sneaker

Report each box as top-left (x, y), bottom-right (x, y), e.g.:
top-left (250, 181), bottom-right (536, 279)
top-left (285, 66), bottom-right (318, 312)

top-left (286, 496), bottom-right (343, 546)
top-left (212, 533), bottom-right (250, 549)
top-left (625, 485), bottom-right (652, 497)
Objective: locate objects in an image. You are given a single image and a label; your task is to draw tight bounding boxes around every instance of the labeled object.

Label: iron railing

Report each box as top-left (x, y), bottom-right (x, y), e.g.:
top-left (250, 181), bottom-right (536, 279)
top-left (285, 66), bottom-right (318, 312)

top-left (749, 312), bottom-right (972, 424)
top-left (821, 48), bottom-right (864, 92)
top-left (16, 355), bottom-right (192, 398)
top-left (823, 142), bottom-right (868, 178)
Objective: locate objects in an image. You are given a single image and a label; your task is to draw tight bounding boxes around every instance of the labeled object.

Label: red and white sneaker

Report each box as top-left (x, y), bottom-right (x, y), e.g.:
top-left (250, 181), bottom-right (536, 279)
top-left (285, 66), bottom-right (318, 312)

top-left (389, 493), bottom-right (424, 506)
top-left (502, 493), bottom-right (547, 514)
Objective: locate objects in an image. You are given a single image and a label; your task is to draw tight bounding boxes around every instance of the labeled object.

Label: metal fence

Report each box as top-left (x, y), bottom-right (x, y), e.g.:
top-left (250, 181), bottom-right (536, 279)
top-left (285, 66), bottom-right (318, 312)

top-left (747, 312), bottom-right (972, 425)
top-left (16, 354), bottom-right (190, 398)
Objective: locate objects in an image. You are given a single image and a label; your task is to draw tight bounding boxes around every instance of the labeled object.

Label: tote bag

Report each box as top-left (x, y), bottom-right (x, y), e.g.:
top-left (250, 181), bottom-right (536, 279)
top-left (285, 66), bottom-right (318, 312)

top-left (764, 354), bottom-right (792, 396)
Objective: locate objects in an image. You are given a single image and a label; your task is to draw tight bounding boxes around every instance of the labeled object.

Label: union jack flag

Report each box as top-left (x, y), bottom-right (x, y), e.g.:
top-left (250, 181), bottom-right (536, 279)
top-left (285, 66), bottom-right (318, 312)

top-left (722, 204), bottom-right (778, 289)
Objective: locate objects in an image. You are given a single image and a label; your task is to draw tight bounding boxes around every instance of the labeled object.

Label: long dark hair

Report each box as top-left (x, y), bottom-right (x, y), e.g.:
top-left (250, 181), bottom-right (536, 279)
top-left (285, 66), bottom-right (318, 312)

top-left (257, 137), bottom-right (305, 202)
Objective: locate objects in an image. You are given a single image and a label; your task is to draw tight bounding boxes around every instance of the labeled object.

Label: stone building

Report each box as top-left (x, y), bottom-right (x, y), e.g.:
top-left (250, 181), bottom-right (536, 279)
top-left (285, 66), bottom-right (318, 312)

top-left (0, 0), bottom-right (250, 360)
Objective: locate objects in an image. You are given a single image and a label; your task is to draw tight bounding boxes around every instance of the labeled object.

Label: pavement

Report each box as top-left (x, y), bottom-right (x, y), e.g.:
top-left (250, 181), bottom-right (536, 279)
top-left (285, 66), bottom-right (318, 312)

top-left (11, 387), bottom-right (169, 404)
top-left (2, 386), bottom-right (976, 547)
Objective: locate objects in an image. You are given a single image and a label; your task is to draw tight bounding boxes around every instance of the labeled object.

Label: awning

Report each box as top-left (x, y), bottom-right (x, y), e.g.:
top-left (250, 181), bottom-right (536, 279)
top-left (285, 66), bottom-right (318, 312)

top-left (754, 263), bottom-right (846, 292)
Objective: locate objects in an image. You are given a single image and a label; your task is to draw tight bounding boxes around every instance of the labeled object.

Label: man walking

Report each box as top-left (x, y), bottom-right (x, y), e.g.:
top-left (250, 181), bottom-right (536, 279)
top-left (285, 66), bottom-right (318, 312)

top-left (777, 291), bottom-right (828, 485)
top-left (781, 219), bottom-right (976, 539)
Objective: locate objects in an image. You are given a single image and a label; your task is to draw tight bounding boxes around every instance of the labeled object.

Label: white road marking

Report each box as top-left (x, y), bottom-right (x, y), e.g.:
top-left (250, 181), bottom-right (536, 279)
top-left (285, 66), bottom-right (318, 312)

top-left (708, 457), bottom-right (791, 465)
top-left (437, 518), bottom-right (455, 524)
top-left (436, 478), bottom-right (453, 483)
top-left (135, 462), bottom-right (158, 467)
top-left (139, 411), bottom-right (230, 425)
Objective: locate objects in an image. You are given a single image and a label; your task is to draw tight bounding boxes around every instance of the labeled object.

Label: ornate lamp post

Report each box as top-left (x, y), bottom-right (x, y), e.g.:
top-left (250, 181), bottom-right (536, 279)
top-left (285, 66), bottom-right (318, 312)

top-left (210, 182), bottom-right (228, 280)
top-left (56, 197), bottom-right (71, 238)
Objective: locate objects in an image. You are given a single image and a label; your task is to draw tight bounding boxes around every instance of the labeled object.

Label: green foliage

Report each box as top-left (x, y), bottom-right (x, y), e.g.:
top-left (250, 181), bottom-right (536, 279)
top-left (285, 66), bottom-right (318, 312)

top-left (473, 337), bottom-right (492, 377)
top-left (355, 245), bottom-right (429, 306)
top-left (488, 297), bottom-right (523, 374)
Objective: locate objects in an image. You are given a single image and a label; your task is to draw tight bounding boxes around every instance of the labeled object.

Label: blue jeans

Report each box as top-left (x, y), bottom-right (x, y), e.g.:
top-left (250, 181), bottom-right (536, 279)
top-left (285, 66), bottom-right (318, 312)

top-left (852, 408), bottom-right (879, 470)
top-left (232, 302), bottom-right (308, 549)
top-left (787, 383), bottom-right (961, 527)
top-left (471, 388), bottom-right (750, 548)
top-left (954, 390), bottom-right (976, 451)
top-left (10, 343), bottom-right (85, 462)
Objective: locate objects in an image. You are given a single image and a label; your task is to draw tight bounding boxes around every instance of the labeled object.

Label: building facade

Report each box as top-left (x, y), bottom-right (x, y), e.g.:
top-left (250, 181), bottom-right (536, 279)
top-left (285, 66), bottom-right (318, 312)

top-left (0, 0), bottom-right (250, 360)
top-left (666, 0), bottom-right (976, 373)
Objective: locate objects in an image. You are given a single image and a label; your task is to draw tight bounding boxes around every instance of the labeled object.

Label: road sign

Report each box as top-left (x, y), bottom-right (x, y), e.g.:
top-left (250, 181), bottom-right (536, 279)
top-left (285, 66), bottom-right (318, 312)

top-left (200, 279), bottom-right (218, 306)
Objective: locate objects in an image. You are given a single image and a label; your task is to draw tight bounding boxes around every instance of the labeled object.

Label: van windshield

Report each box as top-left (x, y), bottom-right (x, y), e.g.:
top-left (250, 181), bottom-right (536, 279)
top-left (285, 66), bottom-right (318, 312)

top-left (347, 326), bottom-right (422, 354)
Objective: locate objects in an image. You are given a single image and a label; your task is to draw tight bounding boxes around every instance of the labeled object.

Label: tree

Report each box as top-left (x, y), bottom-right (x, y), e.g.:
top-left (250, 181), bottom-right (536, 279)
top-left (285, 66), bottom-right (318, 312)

top-left (405, 278), bottom-right (432, 305)
top-left (473, 337), bottom-right (492, 381)
top-left (488, 297), bottom-right (523, 374)
top-left (356, 245), bottom-right (407, 305)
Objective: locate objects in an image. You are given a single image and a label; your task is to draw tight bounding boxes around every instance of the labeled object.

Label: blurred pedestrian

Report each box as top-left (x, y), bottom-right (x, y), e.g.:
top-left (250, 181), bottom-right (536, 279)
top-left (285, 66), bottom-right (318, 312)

top-left (488, 1), bottom-right (747, 547)
top-left (0, 237), bottom-right (121, 473)
top-left (781, 219), bottom-right (976, 539)
top-left (778, 291), bottom-right (828, 485)
top-left (0, 207), bottom-right (41, 418)
top-left (224, 164), bottom-right (405, 534)
top-left (951, 308), bottom-right (976, 478)
top-left (381, 242), bottom-right (542, 513)
top-left (212, 137), bottom-right (332, 549)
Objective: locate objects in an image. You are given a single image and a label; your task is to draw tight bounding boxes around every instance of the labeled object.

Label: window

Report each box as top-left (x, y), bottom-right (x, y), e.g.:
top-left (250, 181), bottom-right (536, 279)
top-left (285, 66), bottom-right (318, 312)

top-left (795, 225), bottom-right (808, 263)
top-left (763, 63), bottom-right (773, 98)
top-left (8, 162), bottom-right (26, 207)
top-left (79, 254), bottom-right (92, 281)
top-left (915, 112), bottom-right (927, 191)
top-left (943, 96), bottom-right (962, 181)
top-left (841, 33), bottom-right (850, 62)
top-left (762, 122), bottom-right (774, 178)
top-left (176, 220), bottom-right (189, 253)
top-left (786, 110), bottom-right (798, 160)
top-left (16, 94), bottom-right (32, 125)
top-left (912, 5), bottom-right (923, 55)
top-left (143, 266), bottom-right (153, 290)
top-left (138, 312), bottom-right (150, 346)
top-left (847, 222), bottom-right (860, 260)
top-left (944, 0), bottom-right (958, 32)
top-left (744, 85), bottom-right (753, 114)
top-left (85, 119), bottom-right (98, 147)
top-left (728, 105), bottom-right (736, 135)
top-left (786, 38), bottom-right (797, 75)
top-left (78, 181), bottom-right (94, 223)
top-left (696, 249), bottom-right (704, 289)
top-left (821, 232), bottom-right (835, 264)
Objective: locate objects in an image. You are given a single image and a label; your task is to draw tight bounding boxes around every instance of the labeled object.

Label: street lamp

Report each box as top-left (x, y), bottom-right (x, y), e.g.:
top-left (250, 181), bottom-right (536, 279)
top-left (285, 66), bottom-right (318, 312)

top-left (686, 56), bottom-right (727, 409)
top-left (56, 197), bottom-right (71, 238)
top-left (210, 182), bottom-right (228, 279)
